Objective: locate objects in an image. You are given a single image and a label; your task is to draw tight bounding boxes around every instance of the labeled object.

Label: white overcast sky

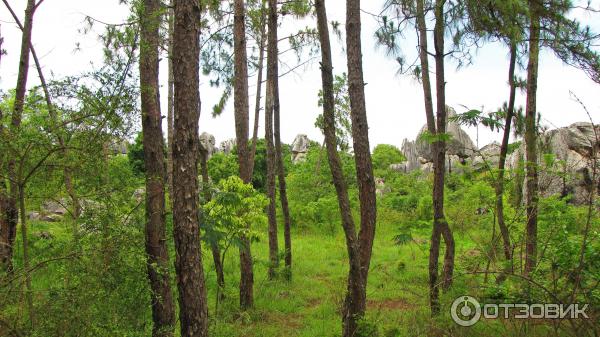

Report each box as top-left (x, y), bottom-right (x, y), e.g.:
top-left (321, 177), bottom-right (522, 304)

top-left (1, 0), bottom-right (599, 150)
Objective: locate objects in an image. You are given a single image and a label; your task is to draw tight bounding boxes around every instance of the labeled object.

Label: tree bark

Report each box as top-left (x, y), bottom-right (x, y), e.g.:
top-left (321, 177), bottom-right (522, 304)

top-left (270, 0), bottom-right (292, 278)
top-left (346, 0), bottom-right (377, 288)
top-left (316, 1), bottom-right (365, 335)
top-left (233, 0), bottom-right (254, 310)
top-left (265, 0), bottom-right (279, 279)
top-left (419, 0), bottom-right (456, 315)
top-left (139, 0), bottom-right (176, 335)
top-left (2, 0), bottom-right (36, 272)
top-left (0, 27), bottom-right (9, 271)
top-left (166, 0), bottom-right (175, 202)
top-left (172, 1), bottom-right (209, 335)
top-left (496, 43), bottom-right (517, 262)
top-left (18, 185), bottom-right (34, 329)
top-left (248, 0), bottom-right (267, 176)
top-left (524, 0), bottom-right (541, 278)
top-left (432, 0), bottom-right (455, 294)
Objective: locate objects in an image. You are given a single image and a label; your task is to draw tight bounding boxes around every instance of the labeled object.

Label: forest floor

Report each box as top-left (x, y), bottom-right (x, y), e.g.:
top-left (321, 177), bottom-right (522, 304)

top-left (9, 217), bottom-right (593, 337)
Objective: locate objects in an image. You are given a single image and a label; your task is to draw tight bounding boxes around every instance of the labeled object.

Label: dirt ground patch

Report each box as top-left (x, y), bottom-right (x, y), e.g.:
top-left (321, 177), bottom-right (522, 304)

top-left (367, 298), bottom-right (416, 311)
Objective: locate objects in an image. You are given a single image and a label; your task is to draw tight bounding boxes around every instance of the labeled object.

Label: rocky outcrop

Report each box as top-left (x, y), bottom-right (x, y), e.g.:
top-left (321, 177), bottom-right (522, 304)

top-left (200, 132), bottom-right (217, 159)
top-left (472, 142), bottom-right (501, 170)
top-left (397, 106), bottom-right (474, 174)
top-left (291, 134), bottom-right (310, 164)
top-left (219, 138), bottom-right (236, 155)
top-left (395, 118), bottom-right (599, 205)
top-left (508, 122), bottom-right (600, 204)
top-left (414, 107), bottom-right (476, 161)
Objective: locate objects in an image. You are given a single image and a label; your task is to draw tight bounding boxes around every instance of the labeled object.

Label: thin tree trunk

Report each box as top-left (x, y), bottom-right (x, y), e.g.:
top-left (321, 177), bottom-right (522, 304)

top-left (0, 28), bottom-right (9, 271)
top-left (416, 0), bottom-right (435, 133)
top-left (233, 0), bottom-right (254, 310)
top-left (346, 0), bottom-right (377, 288)
top-left (166, 0), bottom-right (174, 202)
top-left (416, 0), bottom-right (443, 313)
top-left (431, 0), bottom-right (456, 315)
top-left (264, 0), bottom-right (279, 279)
top-left (496, 43), bottom-right (517, 262)
top-left (248, 0), bottom-right (267, 176)
top-left (139, 0), bottom-right (176, 335)
top-left (18, 186), bottom-right (34, 329)
top-left (2, 0), bottom-right (36, 272)
top-left (524, 0), bottom-right (541, 278)
top-left (315, 2), bottom-right (365, 335)
top-left (172, 1), bottom-right (209, 335)
top-left (270, 0), bottom-right (292, 278)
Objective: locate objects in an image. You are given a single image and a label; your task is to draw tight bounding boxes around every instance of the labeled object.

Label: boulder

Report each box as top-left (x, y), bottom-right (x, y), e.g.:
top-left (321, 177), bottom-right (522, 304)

top-left (219, 138), bottom-right (236, 155)
top-left (199, 132), bottom-right (217, 159)
top-left (132, 187), bottom-right (145, 203)
top-left (28, 211), bottom-right (41, 221)
top-left (291, 134), bottom-right (310, 163)
top-left (472, 142), bottom-right (501, 169)
top-left (414, 106), bottom-right (476, 161)
top-left (398, 106), bottom-right (475, 174)
top-left (400, 139), bottom-right (420, 172)
top-left (41, 200), bottom-right (67, 216)
top-left (508, 122), bottom-right (599, 205)
top-left (40, 214), bottom-right (62, 222)
top-left (389, 163), bottom-right (408, 173)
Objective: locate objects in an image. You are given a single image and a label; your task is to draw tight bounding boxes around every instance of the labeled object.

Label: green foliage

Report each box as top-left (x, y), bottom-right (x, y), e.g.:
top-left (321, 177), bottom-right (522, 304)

top-left (315, 73), bottom-right (352, 152)
top-left (202, 176), bottom-right (267, 252)
top-left (450, 107), bottom-right (504, 132)
top-left (286, 144), bottom-right (357, 231)
top-left (207, 152), bottom-right (239, 184)
top-left (371, 144), bottom-right (406, 172)
top-left (127, 132), bottom-right (145, 176)
top-left (418, 130), bottom-right (452, 144)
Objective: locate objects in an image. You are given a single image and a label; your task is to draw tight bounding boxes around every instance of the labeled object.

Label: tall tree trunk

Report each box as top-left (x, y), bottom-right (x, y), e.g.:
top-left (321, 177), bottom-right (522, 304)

top-left (248, 0), bottom-right (267, 176)
top-left (2, 0), bottom-right (36, 272)
top-left (346, 0), bottom-right (377, 289)
top-left (433, 0), bottom-right (455, 294)
top-left (423, 0), bottom-right (455, 315)
top-left (18, 185), bottom-right (34, 329)
top-left (496, 43), bottom-right (517, 262)
top-left (416, 0), bottom-right (435, 133)
top-left (0, 27), bottom-right (9, 271)
top-left (166, 0), bottom-right (175, 202)
top-left (264, 0), bottom-right (279, 279)
top-left (315, 1), bottom-right (365, 335)
top-left (270, 0), bottom-right (292, 279)
top-left (416, 0), bottom-right (441, 315)
top-left (233, 0), bottom-right (254, 310)
top-left (524, 0), bottom-right (541, 278)
top-left (172, 1), bottom-right (209, 335)
top-left (139, 0), bottom-right (176, 335)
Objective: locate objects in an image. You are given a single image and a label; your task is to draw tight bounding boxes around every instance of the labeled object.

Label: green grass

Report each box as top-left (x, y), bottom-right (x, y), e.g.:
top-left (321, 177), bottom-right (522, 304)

top-left (6, 214), bottom-right (594, 337)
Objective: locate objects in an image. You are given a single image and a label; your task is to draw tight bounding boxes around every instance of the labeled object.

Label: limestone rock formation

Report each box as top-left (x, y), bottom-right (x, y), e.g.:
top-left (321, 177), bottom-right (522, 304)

top-left (219, 138), bottom-right (236, 155)
top-left (414, 107), bottom-right (476, 161)
top-left (199, 132), bottom-right (217, 159)
top-left (508, 122), bottom-right (600, 204)
top-left (291, 134), bottom-right (310, 163)
top-left (398, 106), bottom-right (475, 174)
top-left (472, 142), bottom-right (501, 169)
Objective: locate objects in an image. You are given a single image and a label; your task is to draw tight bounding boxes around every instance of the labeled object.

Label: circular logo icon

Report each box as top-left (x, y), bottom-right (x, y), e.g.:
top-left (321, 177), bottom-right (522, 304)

top-left (451, 296), bottom-right (481, 326)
